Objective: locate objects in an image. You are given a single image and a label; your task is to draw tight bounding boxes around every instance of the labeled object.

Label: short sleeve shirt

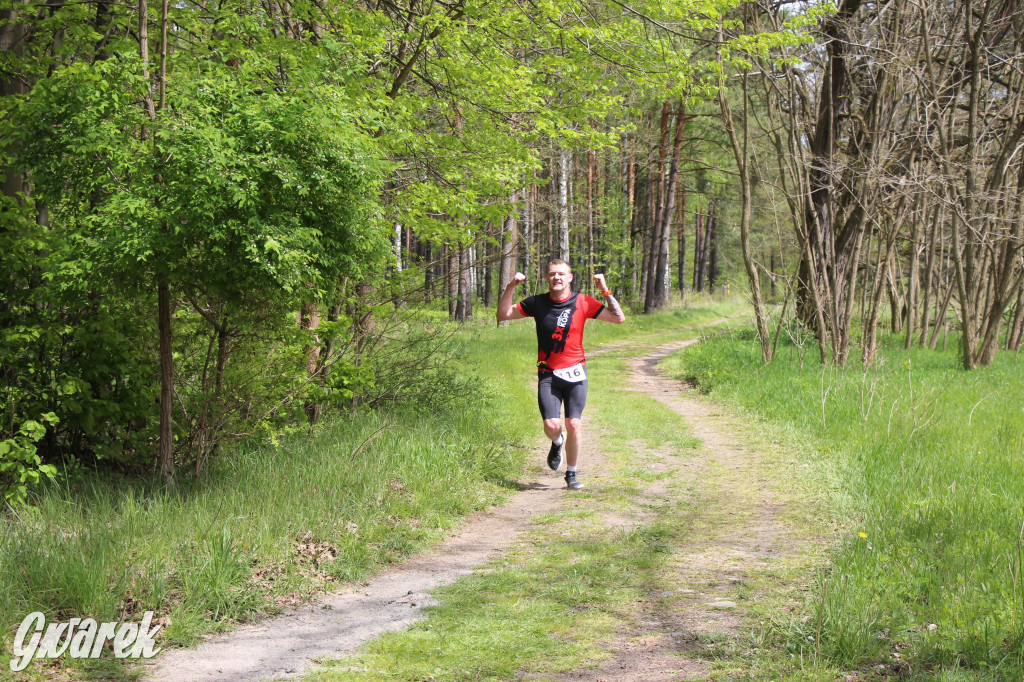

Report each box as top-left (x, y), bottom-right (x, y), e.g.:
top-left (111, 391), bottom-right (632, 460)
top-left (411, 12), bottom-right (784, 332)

top-left (516, 292), bottom-right (605, 371)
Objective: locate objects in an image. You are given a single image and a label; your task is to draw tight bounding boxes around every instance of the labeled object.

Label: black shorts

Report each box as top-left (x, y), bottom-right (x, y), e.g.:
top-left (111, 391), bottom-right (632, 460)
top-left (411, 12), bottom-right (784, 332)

top-left (537, 372), bottom-right (588, 420)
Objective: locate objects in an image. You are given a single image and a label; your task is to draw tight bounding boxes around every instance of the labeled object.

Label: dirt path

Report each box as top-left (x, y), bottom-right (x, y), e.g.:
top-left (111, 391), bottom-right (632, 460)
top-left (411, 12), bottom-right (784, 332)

top-left (147, 457), bottom-right (599, 681)
top-left (148, 336), bottom-right (815, 681)
top-left (568, 339), bottom-right (813, 680)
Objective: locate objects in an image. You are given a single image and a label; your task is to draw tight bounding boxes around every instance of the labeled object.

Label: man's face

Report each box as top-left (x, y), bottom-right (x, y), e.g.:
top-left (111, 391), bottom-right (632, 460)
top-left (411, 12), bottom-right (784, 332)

top-left (546, 264), bottom-right (573, 295)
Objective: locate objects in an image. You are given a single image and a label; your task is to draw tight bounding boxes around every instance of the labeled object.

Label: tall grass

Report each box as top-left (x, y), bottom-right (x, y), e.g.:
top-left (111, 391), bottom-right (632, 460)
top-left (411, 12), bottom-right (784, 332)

top-left (1, 389), bottom-right (529, 678)
top-left (663, 328), bottom-right (1024, 676)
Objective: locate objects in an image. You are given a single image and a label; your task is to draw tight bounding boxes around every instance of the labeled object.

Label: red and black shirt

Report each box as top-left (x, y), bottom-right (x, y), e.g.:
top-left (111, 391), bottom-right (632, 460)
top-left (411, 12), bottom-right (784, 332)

top-left (516, 292), bottom-right (605, 371)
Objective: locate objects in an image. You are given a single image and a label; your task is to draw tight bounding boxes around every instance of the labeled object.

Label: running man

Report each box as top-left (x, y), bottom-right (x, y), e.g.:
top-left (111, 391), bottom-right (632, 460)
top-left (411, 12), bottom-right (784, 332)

top-left (497, 259), bottom-right (626, 489)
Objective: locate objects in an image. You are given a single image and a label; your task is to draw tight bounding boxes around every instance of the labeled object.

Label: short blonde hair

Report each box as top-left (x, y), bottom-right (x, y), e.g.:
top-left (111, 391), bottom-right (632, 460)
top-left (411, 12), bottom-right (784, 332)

top-left (546, 259), bottom-right (572, 273)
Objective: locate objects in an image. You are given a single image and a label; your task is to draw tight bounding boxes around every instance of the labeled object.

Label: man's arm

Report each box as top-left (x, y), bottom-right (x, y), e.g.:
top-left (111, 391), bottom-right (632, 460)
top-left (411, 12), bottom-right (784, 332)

top-left (497, 272), bottom-right (528, 322)
top-left (593, 273), bottom-right (626, 324)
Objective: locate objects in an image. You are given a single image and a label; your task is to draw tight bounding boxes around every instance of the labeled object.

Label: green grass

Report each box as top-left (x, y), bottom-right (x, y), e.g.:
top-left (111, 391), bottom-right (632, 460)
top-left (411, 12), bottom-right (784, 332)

top-left (303, 297), bottom-right (855, 682)
top-left (305, 313), bottom-right (720, 682)
top-left (663, 327), bottom-right (1024, 677)
top-left (306, 524), bottom-right (670, 682)
top-left (0, 293), bottom-right (749, 681)
top-left (0, 402), bottom-right (528, 680)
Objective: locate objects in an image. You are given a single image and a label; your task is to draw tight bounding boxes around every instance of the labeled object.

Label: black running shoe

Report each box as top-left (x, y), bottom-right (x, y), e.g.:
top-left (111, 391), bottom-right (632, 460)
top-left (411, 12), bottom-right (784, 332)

top-left (547, 438), bottom-right (563, 470)
top-left (564, 471), bottom-right (584, 490)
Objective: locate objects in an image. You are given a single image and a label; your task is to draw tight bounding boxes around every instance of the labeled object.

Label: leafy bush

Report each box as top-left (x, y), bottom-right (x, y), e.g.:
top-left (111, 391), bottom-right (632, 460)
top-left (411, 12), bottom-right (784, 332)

top-left (1, 45), bottom-right (388, 475)
top-left (0, 414), bottom-right (58, 506)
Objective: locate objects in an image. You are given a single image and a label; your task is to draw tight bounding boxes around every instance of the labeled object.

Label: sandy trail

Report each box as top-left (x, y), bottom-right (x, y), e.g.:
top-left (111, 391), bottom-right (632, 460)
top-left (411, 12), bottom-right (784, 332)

top-left (148, 333), bottom-right (810, 682)
top-left (566, 339), bottom-right (809, 681)
top-left (147, 463), bottom-right (587, 681)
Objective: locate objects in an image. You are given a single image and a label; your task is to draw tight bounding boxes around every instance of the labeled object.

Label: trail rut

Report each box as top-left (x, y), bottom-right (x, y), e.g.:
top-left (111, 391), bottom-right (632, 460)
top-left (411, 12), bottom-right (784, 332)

top-left (568, 339), bottom-right (809, 680)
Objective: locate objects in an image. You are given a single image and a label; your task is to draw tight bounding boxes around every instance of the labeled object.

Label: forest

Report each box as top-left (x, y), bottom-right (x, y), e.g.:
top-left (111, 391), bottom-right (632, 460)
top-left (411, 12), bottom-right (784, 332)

top-left (5, 0), bottom-right (1018, 492)
top-left (3, 0), bottom-right (1024, 678)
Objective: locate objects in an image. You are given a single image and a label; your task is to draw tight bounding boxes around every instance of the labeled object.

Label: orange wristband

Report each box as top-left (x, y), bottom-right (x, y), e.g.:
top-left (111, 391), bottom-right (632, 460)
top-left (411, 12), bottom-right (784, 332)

top-left (601, 289), bottom-right (613, 297)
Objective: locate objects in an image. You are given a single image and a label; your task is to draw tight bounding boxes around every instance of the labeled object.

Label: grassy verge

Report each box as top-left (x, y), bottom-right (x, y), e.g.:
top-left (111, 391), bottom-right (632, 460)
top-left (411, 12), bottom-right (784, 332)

top-left (662, 328), bottom-right (1024, 678)
top-left (1, 359), bottom-right (532, 681)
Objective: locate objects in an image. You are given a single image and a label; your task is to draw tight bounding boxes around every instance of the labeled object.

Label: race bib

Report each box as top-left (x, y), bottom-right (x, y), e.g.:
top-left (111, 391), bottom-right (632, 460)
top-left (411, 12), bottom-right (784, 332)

top-left (552, 362), bottom-right (587, 383)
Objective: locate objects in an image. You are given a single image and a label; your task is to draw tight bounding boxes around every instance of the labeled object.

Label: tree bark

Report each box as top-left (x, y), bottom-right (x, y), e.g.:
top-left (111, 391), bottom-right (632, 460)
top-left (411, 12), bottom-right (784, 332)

top-left (905, 213), bottom-right (922, 348)
top-left (557, 149), bottom-right (570, 261)
top-left (157, 280), bottom-right (174, 480)
top-left (300, 301), bottom-right (322, 424)
top-left (643, 102), bottom-right (670, 309)
top-left (586, 149), bottom-right (595, 291)
top-left (918, 204), bottom-right (940, 346)
top-left (707, 204), bottom-right (718, 291)
top-left (497, 191), bottom-right (519, 323)
top-left (1007, 285), bottom-right (1024, 351)
top-left (794, 0), bottom-right (867, 362)
top-left (454, 242), bottom-right (471, 321)
top-left (650, 102), bottom-right (685, 310)
top-left (693, 213), bottom-right (705, 292)
top-left (677, 185), bottom-right (687, 296)
top-left (446, 244), bottom-right (457, 318)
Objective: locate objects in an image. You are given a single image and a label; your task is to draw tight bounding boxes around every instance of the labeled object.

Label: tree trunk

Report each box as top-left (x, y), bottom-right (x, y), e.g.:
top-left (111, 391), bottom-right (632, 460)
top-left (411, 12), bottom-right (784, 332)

top-left (644, 102), bottom-right (670, 310)
top-left (446, 244), bottom-right (457, 318)
top-left (693, 213), bottom-right (705, 292)
top-left (0, 1), bottom-right (30, 200)
top-left (677, 185), bottom-right (687, 296)
top-left (887, 263), bottom-right (902, 334)
top-left (795, 0), bottom-right (867, 362)
top-left (862, 225), bottom-right (900, 364)
top-left (499, 191), bottom-right (519, 292)
top-left (905, 215), bottom-right (922, 348)
top-left (524, 181), bottom-right (534, 296)
top-left (586, 149), bottom-right (595, 291)
top-left (300, 301), bottom-right (322, 424)
top-left (707, 204), bottom-right (718, 291)
top-left (625, 140), bottom-right (638, 298)
top-left (482, 235), bottom-right (493, 308)
top-left (140, 0), bottom-right (175, 481)
top-left (454, 242), bottom-right (471, 321)
top-left (557, 149), bottom-right (570, 261)
top-left (919, 204), bottom-right (940, 346)
top-left (1007, 285), bottom-right (1024, 351)
top-left (719, 68), bottom-right (772, 361)
top-left (423, 240), bottom-right (434, 301)
top-left (497, 192), bottom-right (519, 324)
top-left (157, 279), bottom-right (174, 480)
top-left (651, 102), bottom-right (685, 310)
top-left (929, 280), bottom-right (955, 350)
top-left (700, 206), bottom-right (714, 291)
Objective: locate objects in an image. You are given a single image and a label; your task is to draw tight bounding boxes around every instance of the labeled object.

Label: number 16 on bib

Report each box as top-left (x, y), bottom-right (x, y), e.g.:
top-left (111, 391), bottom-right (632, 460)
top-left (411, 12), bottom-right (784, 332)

top-left (552, 362), bottom-right (587, 383)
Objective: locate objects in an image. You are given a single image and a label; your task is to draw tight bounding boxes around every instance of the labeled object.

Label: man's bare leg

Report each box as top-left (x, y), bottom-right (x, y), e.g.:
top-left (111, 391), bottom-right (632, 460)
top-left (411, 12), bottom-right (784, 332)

top-left (564, 417), bottom-right (581, 468)
top-left (543, 418), bottom-right (562, 442)
top-left (543, 418), bottom-right (564, 470)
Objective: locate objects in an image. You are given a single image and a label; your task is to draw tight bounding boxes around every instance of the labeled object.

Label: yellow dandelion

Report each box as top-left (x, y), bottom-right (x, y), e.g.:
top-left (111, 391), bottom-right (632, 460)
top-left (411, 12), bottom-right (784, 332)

top-left (858, 532), bottom-right (868, 538)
